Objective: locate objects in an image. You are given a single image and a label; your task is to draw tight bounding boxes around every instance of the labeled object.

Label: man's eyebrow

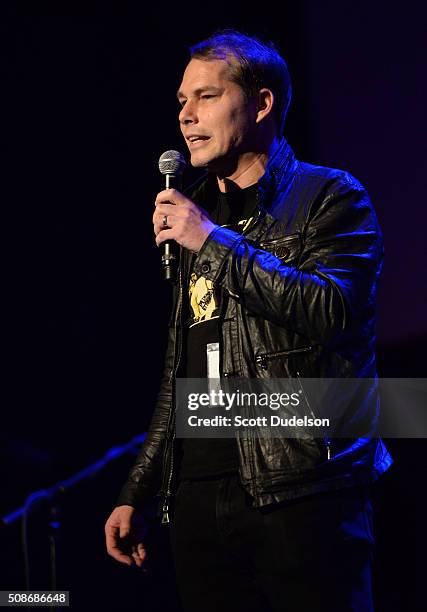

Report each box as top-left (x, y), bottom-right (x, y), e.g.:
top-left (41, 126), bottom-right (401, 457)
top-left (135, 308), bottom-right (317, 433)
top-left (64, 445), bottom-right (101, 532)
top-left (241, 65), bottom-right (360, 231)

top-left (176, 86), bottom-right (223, 100)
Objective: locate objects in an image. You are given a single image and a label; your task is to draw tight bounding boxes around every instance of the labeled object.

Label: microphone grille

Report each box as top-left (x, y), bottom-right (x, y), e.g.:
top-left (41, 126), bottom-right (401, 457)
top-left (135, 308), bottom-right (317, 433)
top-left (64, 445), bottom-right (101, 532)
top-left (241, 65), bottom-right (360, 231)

top-left (158, 150), bottom-right (187, 175)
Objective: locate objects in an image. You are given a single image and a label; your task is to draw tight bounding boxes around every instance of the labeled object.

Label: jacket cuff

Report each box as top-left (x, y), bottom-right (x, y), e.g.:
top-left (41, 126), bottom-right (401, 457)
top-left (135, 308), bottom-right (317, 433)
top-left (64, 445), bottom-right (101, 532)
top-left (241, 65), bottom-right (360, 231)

top-left (115, 480), bottom-right (151, 510)
top-left (194, 225), bottom-right (243, 282)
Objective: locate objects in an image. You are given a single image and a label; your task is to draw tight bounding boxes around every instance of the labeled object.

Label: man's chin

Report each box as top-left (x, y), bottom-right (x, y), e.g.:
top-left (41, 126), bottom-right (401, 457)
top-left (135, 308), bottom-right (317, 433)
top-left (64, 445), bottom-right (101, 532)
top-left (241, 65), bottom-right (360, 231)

top-left (190, 153), bottom-right (226, 174)
top-left (189, 152), bottom-right (212, 169)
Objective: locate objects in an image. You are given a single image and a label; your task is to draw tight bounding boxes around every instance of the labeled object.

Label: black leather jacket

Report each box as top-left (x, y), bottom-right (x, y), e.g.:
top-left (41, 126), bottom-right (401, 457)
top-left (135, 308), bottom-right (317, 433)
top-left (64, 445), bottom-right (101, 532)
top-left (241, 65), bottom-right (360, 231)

top-left (117, 138), bottom-right (392, 520)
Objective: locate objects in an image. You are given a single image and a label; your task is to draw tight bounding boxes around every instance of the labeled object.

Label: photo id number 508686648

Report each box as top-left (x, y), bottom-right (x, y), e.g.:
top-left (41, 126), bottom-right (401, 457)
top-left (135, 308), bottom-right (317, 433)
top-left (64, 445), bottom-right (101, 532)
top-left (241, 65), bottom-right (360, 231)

top-left (0, 591), bottom-right (69, 607)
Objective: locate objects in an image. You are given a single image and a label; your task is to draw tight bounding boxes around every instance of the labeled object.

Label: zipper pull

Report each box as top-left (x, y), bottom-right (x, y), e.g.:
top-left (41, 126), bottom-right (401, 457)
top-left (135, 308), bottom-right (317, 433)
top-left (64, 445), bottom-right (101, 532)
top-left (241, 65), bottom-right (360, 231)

top-left (256, 355), bottom-right (267, 370)
top-left (161, 498), bottom-right (170, 525)
top-left (324, 437), bottom-right (332, 460)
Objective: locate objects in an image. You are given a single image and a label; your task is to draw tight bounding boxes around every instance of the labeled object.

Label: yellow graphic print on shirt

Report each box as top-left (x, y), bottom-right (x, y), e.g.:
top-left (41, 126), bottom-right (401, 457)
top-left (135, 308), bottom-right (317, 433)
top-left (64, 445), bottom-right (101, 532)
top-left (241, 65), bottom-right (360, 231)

top-left (188, 217), bottom-right (255, 327)
top-left (188, 274), bottom-right (220, 326)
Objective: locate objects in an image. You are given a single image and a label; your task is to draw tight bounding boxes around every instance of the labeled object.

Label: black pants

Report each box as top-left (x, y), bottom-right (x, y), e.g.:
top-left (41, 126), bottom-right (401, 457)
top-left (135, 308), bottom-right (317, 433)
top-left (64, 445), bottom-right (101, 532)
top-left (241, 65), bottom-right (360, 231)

top-left (169, 474), bottom-right (375, 612)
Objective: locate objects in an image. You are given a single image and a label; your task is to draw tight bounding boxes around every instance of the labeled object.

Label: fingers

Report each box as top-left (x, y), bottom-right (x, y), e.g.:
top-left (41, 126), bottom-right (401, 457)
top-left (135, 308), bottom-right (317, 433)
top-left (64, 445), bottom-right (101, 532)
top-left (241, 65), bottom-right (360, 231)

top-left (152, 201), bottom-right (192, 238)
top-left (109, 546), bottom-right (133, 566)
top-left (155, 188), bottom-right (186, 206)
top-left (152, 190), bottom-right (190, 236)
top-left (105, 525), bottom-right (133, 566)
top-left (152, 189), bottom-right (214, 251)
top-left (152, 209), bottom-right (177, 236)
top-left (131, 543), bottom-right (147, 568)
top-left (155, 228), bottom-right (175, 246)
top-left (104, 506), bottom-right (149, 570)
top-left (154, 203), bottom-right (177, 216)
top-left (105, 527), bottom-right (147, 568)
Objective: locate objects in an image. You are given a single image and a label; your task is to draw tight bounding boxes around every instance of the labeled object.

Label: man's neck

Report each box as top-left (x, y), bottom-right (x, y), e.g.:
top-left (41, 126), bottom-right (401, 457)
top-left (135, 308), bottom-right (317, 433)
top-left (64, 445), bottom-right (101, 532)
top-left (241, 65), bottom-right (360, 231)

top-left (216, 136), bottom-right (281, 193)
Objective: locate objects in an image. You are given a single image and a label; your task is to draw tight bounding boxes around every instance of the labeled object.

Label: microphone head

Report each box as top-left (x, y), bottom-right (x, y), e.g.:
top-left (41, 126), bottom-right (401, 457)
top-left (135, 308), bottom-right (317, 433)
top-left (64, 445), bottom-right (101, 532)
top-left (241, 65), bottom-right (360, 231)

top-left (158, 150), bottom-right (187, 176)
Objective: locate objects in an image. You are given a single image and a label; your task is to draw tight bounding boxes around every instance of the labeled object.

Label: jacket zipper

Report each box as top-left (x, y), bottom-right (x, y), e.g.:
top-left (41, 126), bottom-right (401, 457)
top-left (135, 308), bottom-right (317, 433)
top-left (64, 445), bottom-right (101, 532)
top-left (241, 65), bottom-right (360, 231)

top-left (295, 370), bottom-right (332, 460)
top-left (259, 234), bottom-right (298, 247)
top-left (255, 346), bottom-right (312, 370)
top-left (160, 202), bottom-right (258, 521)
top-left (159, 256), bottom-right (184, 524)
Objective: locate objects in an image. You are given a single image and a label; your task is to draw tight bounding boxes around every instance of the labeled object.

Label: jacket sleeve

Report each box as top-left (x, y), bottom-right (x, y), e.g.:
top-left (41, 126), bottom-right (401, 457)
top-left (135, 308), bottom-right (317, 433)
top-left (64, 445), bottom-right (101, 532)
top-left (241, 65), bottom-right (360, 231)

top-left (192, 173), bottom-right (383, 347)
top-left (115, 304), bottom-right (177, 509)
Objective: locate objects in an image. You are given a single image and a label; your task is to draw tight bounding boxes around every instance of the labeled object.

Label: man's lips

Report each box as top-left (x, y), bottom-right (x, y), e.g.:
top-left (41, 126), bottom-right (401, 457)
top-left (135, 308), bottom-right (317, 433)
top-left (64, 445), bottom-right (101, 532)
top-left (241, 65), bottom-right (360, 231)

top-left (188, 137), bottom-right (211, 148)
top-left (186, 135), bottom-right (211, 148)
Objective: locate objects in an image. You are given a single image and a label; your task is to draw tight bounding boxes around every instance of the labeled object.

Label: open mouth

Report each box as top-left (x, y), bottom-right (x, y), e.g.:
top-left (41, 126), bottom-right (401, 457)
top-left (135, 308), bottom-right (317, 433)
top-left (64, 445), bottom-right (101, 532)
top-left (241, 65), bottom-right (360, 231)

top-left (188, 136), bottom-right (211, 147)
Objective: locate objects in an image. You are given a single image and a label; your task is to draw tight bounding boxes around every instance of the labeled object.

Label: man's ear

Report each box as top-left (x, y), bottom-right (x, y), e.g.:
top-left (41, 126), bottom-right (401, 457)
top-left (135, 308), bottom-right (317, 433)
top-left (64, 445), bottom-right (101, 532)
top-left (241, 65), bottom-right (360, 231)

top-left (255, 88), bottom-right (274, 124)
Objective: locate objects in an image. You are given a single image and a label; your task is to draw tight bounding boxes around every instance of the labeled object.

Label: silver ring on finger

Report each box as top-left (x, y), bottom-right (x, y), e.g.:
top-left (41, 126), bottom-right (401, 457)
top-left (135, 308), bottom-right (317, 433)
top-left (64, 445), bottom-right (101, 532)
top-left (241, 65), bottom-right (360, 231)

top-left (162, 214), bottom-right (168, 228)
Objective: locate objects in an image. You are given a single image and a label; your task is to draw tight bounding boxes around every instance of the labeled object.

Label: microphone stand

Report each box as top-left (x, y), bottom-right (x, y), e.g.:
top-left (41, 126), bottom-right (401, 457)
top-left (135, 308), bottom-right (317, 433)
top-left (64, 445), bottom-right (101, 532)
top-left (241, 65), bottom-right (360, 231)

top-left (2, 434), bottom-right (146, 611)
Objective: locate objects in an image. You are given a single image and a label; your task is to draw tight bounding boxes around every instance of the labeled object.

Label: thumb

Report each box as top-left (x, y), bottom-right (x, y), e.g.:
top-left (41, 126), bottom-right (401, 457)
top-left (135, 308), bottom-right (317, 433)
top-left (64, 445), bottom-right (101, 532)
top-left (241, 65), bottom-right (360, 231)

top-left (119, 521), bottom-right (131, 539)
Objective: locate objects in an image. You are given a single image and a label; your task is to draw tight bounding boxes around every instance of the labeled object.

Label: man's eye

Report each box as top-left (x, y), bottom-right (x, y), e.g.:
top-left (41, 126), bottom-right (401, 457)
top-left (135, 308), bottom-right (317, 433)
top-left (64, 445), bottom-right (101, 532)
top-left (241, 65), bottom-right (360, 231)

top-left (201, 94), bottom-right (216, 99)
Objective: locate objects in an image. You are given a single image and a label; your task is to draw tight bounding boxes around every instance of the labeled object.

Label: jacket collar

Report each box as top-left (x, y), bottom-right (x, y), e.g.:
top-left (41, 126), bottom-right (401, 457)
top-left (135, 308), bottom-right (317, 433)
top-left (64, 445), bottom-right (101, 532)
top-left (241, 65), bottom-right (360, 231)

top-left (257, 137), bottom-right (297, 212)
top-left (190, 137), bottom-right (297, 209)
top-left (188, 137), bottom-right (298, 244)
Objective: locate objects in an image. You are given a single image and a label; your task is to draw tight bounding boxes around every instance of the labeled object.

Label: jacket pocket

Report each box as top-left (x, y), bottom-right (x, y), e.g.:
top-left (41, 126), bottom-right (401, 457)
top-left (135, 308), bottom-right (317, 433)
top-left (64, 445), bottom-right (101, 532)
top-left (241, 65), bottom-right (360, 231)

top-left (255, 345), bottom-right (312, 370)
top-left (254, 346), bottom-right (333, 461)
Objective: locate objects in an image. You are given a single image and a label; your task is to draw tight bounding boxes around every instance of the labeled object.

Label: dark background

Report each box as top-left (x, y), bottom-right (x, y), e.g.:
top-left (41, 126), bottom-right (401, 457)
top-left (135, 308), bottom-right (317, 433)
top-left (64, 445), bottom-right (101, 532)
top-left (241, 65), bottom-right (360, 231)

top-left (3, 1), bottom-right (426, 609)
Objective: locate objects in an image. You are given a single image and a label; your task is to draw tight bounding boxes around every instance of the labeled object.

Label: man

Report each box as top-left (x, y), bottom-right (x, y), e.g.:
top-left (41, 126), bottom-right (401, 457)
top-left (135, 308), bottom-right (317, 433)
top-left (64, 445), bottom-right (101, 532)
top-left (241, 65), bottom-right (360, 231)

top-left (105, 30), bottom-right (392, 611)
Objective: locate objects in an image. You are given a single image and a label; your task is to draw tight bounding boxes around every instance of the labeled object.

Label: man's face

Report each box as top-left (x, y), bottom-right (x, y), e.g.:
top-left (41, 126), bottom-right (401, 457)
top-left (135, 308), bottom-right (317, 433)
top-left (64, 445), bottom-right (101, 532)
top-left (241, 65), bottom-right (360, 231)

top-left (177, 58), bottom-right (255, 173)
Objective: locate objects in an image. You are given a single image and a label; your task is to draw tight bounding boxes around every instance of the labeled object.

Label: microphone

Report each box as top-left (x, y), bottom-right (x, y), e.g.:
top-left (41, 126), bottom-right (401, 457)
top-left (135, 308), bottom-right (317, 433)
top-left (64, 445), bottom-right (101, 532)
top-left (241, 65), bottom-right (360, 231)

top-left (158, 150), bottom-right (187, 281)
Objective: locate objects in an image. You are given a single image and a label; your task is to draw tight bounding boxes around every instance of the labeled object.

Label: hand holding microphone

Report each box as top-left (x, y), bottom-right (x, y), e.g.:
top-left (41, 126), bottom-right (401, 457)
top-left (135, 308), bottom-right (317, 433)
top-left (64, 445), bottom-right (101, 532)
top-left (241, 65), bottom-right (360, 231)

top-left (154, 150), bottom-right (218, 280)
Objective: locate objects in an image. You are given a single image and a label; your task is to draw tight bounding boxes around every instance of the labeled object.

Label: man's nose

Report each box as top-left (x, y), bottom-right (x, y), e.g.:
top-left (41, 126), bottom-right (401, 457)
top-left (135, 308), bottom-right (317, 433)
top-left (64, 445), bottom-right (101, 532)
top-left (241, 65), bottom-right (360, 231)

top-left (179, 101), bottom-right (198, 125)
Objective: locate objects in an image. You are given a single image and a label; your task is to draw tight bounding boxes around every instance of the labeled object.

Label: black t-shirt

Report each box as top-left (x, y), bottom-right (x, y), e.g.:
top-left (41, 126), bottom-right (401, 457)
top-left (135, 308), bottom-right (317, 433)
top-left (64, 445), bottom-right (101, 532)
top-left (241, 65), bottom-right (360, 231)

top-left (177, 183), bottom-right (258, 480)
